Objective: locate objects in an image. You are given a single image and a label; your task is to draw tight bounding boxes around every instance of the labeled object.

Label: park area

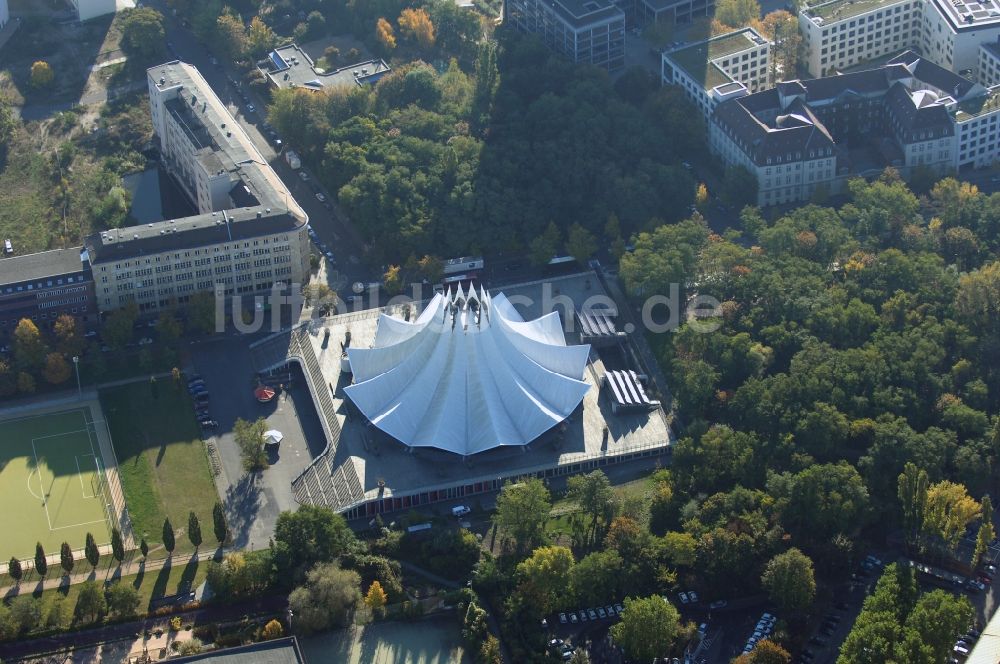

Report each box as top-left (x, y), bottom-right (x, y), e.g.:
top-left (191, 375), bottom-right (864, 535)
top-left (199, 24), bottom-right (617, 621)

top-left (0, 406), bottom-right (113, 562)
top-left (101, 380), bottom-right (218, 558)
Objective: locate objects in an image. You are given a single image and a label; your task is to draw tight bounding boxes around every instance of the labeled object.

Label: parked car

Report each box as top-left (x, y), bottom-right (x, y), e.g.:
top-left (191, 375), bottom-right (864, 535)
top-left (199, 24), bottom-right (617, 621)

top-left (709, 600), bottom-right (728, 610)
top-left (678, 592), bottom-right (690, 605)
top-left (199, 419), bottom-right (218, 429)
top-left (579, 610), bottom-right (588, 622)
top-left (597, 607), bottom-right (607, 619)
top-left (559, 613), bottom-right (567, 624)
top-left (569, 613), bottom-right (578, 624)
top-left (605, 605), bottom-right (615, 618)
top-left (587, 609), bottom-right (597, 621)
top-left (246, 103), bottom-right (255, 113)
top-left (614, 602), bottom-right (624, 615)
top-left (548, 639), bottom-right (564, 650)
top-left (316, 192), bottom-right (326, 203)
top-left (687, 591), bottom-right (699, 603)
top-left (299, 171), bottom-right (310, 181)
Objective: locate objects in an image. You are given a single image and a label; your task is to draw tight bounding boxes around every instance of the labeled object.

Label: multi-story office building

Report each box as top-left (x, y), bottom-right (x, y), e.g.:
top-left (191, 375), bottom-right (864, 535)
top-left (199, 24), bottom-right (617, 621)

top-left (661, 28), bottom-right (771, 122)
top-left (258, 43), bottom-right (391, 92)
top-left (0, 248), bottom-right (95, 339)
top-left (505, 0), bottom-right (626, 71)
top-left (799, 0), bottom-right (918, 77)
top-left (978, 38), bottom-right (1000, 84)
top-left (639, 0), bottom-right (714, 25)
top-left (710, 52), bottom-right (1000, 205)
top-left (82, 61), bottom-right (310, 316)
top-left (800, 0), bottom-right (1000, 78)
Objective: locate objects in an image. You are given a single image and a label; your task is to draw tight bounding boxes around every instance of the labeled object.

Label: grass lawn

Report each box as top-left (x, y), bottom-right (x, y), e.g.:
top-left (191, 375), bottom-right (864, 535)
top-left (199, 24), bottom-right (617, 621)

top-left (101, 381), bottom-right (218, 558)
top-left (11, 556), bottom-right (209, 636)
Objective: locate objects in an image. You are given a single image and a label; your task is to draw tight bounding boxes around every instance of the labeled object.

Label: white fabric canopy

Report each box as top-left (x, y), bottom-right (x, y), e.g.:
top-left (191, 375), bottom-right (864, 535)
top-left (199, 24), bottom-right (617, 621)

top-left (344, 288), bottom-right (591, 455)
top-left (264, 430), bottom-right (283, 445)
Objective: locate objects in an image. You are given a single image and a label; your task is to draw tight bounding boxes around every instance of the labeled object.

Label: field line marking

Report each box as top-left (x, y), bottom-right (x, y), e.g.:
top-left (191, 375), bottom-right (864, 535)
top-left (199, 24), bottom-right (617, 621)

top-left (26, 469), bottom-right (42, 501)
top-left (31, 427), bottom-right (91, 442)
top-left (30, 438), bottom-right (53, 531)
top-left (49, 518), bottom-right (107, 531)
top-left (76, 455), bottom-right (96, 499)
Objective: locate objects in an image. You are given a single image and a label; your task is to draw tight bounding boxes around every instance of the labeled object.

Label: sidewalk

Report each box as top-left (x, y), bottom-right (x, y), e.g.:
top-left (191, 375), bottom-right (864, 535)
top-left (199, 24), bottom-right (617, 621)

top-left (0, 548), bottom-right (223, 598)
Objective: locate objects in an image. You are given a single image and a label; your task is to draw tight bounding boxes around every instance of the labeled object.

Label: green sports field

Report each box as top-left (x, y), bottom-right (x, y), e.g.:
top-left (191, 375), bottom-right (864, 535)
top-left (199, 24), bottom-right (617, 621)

top-left (0, 408), bottom-right (112, 561)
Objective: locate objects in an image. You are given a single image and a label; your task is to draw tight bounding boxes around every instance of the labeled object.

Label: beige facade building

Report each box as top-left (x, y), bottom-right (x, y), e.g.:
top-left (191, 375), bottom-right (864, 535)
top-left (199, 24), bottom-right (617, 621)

top-left (84, 61), bottom-right (309, 316)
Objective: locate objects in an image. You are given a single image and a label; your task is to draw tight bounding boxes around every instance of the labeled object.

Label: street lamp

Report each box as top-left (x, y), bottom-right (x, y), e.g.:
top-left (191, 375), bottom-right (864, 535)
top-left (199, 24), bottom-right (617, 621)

top-left (72, 356), bottom-right (81, 396)
top-left (286, 608), bottom-right (293, 632)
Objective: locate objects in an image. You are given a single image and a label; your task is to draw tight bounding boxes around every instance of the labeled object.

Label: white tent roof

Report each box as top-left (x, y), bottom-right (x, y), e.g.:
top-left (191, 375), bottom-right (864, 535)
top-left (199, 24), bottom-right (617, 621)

top-left (344, 288), bottom-right (591, 456)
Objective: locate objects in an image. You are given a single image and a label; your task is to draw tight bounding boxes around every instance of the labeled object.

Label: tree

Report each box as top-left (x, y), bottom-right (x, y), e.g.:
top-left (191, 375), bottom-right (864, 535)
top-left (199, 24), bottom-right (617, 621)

top-left (234, 416), bottom-right (268, 472)
top-left (566, 223), bottom-right (598, 265)
top-left (60, 542), bottom-right (74, 575)
top-left (619, 218), bottom-right (709, 298)
top-left (492, 478), bottom-right (551, 554)
top-left (973, 495), bottom-right (994, 566)
top-left (570, 549), bottom-right (623, 606)
top-left (177, 638), bottom-right (204, 655)
top-left (105, 582), bottom-right (141, 618)
top-left (30, 61), bottom-right (54, 88)
top-left (8, 557), bottom-right (22, 584)
top-left (13, 318), bottom-right (47, 371)
top-left (140, 538), bottom-right (149, 559)
top-left (376, 17), bottom-right (396, 53)
top-left (922, 481), bottom-right (979, 553)
top-left (42, 353), bottom-right (71, 385)
top-left (735, 640), bottom-right (792, 664)
top-left (17, 371), bottom-right (35, 394)
top-left (566, 470), bottom-right (616, 543)
top-left (84, 533), bottom-right (99, 569)
top-left (119, 8), bottom-right (166, 63)
top-left (610, 595), bottom-right (680, 663)
top-left (287, 562), bottom-right (361, 634)
top-left (261, 618), bottom-right (284, 640)
top-left (767, 462), bottom-right (869, 544)
top-left (53, 314), bottom-right (84, 356)
top-left (111, 527), bottom-right (125, 563)
top-left (74, 580), bottom-right (106, 622)
top-left (720, 165), bottom-right (759, 208)
top-left (157, 313), bottom-right (182, 344)
top-left (273, 505), bottom-right (356, 580)
top-left (529, 221), bottom-right (562, 266)
top-left (383, 265), bottom-right (403, 295)
top-left (898, 462), bottom-right (929, 547)
top-left (480, 635), bottom-right (502, 664)
top-left (187, 291), bottom-right (217, 335)
top-left (216, 11), bottom-right (247, 60)
top-left (516, 546), bottom-right (575, 615)
top-left (716, 0), bottom-right (762, 27)
top-left (163, 518), bottom-right (175, 554)
top-left (102, 302), bottom-right (137, 350)
top-left (188, 511), bottom-right (203, 548)
top-left (213, 501), bottom-right (229, 544)
top-left (364, 580), bottom-right (388, 614)
top-left (903, 590), bottom-right (974, 662)
top-left (34, 542), bottom-right (47, 577)
top-left (247, 16), bottom-right (276, 56)
top-left (761, 548), bottom-right (816, 614)
top-left (398, 8), bottom-right (436, 49)
top-left (752, 11), bottom-right (801, 80)
top-left (956, 261), bottom-right (1000, 334)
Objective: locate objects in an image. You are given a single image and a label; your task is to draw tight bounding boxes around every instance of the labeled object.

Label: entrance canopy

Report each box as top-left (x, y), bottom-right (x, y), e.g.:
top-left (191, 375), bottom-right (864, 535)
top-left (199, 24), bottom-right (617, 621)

top-left (344, 286), bottom-right (591, 456)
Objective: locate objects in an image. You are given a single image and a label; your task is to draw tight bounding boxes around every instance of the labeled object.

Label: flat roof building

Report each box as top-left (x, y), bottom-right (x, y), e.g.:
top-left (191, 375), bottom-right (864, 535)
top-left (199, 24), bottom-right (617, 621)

top-left (171, 637), bottom-right (306, 663)
top-left (799, 0), bottom-right (1000, 79)
top-left (82, 61), bottom-right (310, 316)
top-left (661, 28), bottom-right (772, 123)
top-left (0, 248), bottom-right (95, 339)
top-left (258, 43), bottom-right (391, 92)
top-left (505, 0), bottom-right (626, 71)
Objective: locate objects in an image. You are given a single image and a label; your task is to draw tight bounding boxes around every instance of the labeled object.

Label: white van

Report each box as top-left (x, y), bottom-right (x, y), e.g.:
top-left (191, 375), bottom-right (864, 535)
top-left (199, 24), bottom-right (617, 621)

top-left (451, 505), bottom-right (471, 517)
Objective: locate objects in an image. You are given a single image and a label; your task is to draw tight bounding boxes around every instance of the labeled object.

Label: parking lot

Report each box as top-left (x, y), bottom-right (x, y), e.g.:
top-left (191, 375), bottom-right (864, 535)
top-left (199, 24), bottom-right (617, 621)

top-left (190, 336), bottom-right (327, 550)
